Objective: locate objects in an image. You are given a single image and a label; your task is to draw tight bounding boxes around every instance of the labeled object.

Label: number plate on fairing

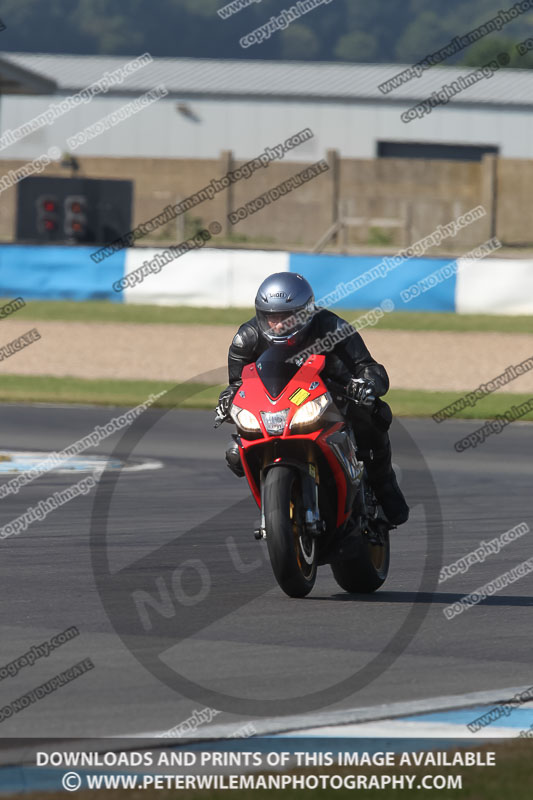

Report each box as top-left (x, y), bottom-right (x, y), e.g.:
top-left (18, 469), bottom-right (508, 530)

top-left (289, 388), bottom-right (310, 406)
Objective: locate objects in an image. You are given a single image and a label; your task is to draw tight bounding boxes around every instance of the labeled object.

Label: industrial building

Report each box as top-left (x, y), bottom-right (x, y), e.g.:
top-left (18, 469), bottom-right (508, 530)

top-left (1, 52), bottom-right (533, 162)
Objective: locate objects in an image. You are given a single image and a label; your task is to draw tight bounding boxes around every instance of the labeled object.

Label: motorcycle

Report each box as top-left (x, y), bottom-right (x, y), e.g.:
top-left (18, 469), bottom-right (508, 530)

top-left (215, 345), bottom-right (392, 598)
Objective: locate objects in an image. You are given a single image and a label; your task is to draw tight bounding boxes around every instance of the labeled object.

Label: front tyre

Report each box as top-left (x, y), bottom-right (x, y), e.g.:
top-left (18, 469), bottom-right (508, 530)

top-left (264, 466), bottom-right (317, 598)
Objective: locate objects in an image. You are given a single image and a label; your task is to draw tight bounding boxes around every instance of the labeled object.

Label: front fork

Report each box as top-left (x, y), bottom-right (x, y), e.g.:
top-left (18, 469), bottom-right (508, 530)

top-left (254, 481), bottom-right (267, 540)
top-left (254, 462), bottom-right (322, 541)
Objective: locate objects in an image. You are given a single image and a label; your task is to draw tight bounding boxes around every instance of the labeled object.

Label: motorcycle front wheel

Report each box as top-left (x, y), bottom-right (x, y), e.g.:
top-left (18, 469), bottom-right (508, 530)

top-left (264, 466), bottom-right (317, 598)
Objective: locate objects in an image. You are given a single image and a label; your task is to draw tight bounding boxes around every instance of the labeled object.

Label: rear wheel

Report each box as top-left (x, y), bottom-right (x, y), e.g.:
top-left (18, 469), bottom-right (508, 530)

top-left (331, 526), bottom-right (390, 593)
top-left (264, 466), bottom-right (317, 598)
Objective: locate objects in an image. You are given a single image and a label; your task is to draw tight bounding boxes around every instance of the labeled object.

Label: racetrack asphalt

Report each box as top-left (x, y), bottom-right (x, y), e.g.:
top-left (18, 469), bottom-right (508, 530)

top-left (0, 403), bottom-right (531, 741)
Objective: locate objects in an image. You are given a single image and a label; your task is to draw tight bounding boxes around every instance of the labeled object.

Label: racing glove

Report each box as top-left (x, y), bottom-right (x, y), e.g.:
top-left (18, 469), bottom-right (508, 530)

top-left (345, 377), bottom-right (377, 408)
top-left (214, 384), bottom-right (238, 426)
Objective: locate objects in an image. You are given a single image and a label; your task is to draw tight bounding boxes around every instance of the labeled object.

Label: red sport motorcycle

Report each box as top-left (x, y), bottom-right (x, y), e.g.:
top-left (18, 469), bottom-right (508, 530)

top-left (216, 345), bottom-right (392, 598)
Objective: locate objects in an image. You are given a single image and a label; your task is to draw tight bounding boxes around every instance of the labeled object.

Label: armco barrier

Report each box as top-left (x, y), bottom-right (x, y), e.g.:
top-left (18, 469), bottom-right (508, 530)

top-left (0, 245), bottom-right (530, 314)
top-left (456, 257), bottom-right (533, 315)
top-left (122, 247), bottom-right (289, 306)
top-left (124, 248), bottom-right (456, 310)
top-left (289, 253), bottom-right (457, 312)
top-left (0, 245), bottom-right (125, 302)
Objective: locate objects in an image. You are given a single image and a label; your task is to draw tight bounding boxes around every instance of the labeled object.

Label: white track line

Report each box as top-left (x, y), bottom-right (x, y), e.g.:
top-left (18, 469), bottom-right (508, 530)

top-left (128, 685), bottom-right (533, 740)
top-left (0, 450), bottom-right (163, 474)
top-left (278, 720), bottom-right (519, 739)
top-left (1, 688), bottom-right (525, 768)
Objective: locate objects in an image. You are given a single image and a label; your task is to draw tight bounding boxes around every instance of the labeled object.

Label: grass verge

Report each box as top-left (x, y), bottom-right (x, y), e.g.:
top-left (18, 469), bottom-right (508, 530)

top-left (0, 375), bottom-right (222, 409)
top-left (3, 299), bottom-right (532, 333)
top-left (0, 375), bottom-right (531, 421)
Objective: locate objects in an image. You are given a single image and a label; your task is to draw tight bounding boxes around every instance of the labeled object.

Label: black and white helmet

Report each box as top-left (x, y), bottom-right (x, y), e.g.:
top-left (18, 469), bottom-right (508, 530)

top-left (255, 272), bottom-right (316, 345)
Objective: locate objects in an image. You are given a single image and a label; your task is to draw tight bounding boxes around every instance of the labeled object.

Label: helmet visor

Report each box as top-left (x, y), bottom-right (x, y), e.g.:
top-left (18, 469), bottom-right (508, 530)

top-left (257, 309), bottom-right (303, 341)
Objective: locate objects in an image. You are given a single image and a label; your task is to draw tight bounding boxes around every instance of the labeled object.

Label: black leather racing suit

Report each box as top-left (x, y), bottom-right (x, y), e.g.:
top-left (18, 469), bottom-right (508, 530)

top-left (223, 308), bottom-right (408, 523)
top-left (228, 309), bottom-right (389, 402)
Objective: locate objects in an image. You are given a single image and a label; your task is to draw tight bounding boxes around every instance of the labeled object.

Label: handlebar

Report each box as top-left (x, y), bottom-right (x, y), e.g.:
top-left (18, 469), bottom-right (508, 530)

top-left (213, 411), bottom-right (232, 429)
top-left (214, 379), bottom-right (374, 428)
top-left (325, 378), bottom-right (376, 409)
top-left (325, 378), bottom-right (351, 401)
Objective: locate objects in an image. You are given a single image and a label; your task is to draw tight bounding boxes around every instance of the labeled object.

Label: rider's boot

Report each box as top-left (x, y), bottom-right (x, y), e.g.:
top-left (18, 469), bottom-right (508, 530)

top-left (359, 442), bottom-right (409, 526)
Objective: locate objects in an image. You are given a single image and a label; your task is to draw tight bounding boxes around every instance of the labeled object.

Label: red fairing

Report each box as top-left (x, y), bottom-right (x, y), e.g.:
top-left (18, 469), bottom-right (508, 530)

top-left (235, 355), bottom-right (351, 526)
top-left (237, 354), bottom-right (328, 436)
top-left (316, 423), bottom-right (351, 528)
top-left (239, 437), bottom-right (261, 506)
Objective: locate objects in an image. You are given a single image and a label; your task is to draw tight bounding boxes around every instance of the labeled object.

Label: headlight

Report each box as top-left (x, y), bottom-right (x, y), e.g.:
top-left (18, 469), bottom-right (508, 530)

top-left (230, 404), bottom-right (261, 431)
top-left (260, 408), bottom-right (290, 435)
top-left (290, 393), bottom-right (331, 428)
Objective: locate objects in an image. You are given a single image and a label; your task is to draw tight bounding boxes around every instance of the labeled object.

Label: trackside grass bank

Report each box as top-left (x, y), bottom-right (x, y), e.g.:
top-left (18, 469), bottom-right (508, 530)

top-left (2, 299), bottom-right (532, 333)
top-left (2, 741), bottom-right (532, 800)
top-left (0, 375), bottom-right (531, 422)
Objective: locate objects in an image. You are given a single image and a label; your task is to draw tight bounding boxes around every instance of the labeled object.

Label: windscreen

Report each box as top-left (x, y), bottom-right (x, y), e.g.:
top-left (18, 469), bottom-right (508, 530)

top-left (255, 345), bottom-right (301, 398)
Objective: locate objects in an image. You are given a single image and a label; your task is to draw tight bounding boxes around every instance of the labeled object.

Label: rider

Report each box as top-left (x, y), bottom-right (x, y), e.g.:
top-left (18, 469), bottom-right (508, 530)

top-left (216, 272), bottom-right (409, 526)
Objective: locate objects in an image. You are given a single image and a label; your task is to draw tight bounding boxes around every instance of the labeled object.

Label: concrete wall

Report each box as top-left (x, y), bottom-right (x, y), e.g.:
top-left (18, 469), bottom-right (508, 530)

top-left (496, 158), bottom-right (533, 244)
top-left (0, 151), bottom-right (504, 250)
top-left (337, 154), bottom-right (490, 248)
top-left (0, 155), bottom-right (223, 244)
top-left (0, 152), bottom-right (335, 245)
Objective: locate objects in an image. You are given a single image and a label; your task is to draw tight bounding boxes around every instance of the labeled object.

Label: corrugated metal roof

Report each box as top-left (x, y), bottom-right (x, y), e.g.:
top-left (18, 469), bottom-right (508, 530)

top-left (0, 56), bottom-right (57, 95)
top-left (3, 51), bottom-right (533, 107)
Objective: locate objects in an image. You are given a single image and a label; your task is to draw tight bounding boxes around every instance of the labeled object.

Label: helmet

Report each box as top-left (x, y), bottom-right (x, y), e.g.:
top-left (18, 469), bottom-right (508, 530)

top-left (255, 272), bottom-right (316, 345)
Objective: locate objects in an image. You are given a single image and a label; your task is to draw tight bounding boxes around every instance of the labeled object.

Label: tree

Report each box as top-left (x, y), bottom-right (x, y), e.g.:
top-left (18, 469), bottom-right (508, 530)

top-left (1, 0), bottom-right (533, 70)
top-left (394, 12), bottom-right (451, 64)
top-left (279, 25), bottom-right (320, 61)
top-left (460, 35), bottom-right (533, 69)
top-left (334, 31), bottom-right (377, 63)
